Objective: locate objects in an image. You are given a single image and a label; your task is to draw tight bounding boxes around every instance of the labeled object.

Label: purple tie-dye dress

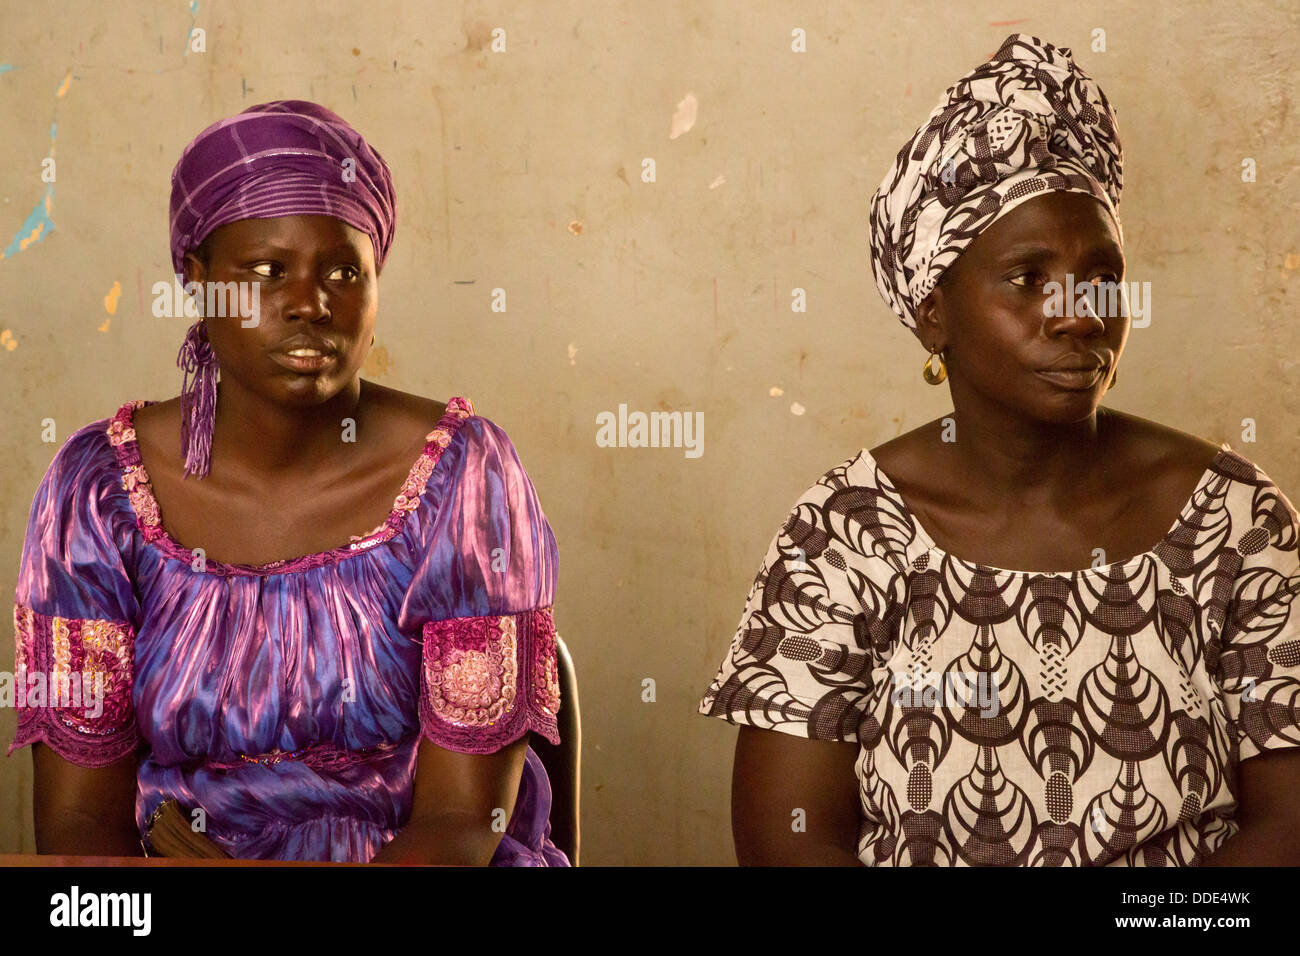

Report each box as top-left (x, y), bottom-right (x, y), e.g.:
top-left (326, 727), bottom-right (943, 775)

top-left (7, 395), bottom-right (569, 865)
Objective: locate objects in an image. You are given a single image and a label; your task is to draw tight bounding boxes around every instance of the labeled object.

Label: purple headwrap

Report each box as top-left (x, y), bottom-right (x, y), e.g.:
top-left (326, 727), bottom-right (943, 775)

top-left (167, 99), bottom-right (397, 478)
top-left (869, 34), bottom-right (1123, 340)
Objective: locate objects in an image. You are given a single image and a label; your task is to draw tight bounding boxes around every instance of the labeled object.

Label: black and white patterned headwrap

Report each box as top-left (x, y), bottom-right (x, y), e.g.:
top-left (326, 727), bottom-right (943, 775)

top-left (869, 33), bottom-right (1124, 338)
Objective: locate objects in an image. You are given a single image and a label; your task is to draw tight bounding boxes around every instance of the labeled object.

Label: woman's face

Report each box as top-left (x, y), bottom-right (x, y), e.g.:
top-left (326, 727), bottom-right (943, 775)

top-left (182, 213), bottom-right (378, 407)
top-left (916, 191), bottom-right (1128, 423)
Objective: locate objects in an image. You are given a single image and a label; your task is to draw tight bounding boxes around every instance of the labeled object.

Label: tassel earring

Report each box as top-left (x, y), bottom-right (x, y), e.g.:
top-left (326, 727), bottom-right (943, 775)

top-left (178, 317), bottom-right (218, 479)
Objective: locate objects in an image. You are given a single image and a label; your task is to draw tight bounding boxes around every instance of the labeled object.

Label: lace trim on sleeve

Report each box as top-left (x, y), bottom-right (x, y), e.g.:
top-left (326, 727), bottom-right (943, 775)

top-left (6, 602), bottom-right (140, 768)
top-left (418, 606), bottom-right (562, 754)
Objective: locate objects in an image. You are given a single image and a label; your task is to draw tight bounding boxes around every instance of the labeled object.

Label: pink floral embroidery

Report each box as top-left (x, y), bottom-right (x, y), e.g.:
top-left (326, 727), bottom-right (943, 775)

top-left (424, 616), bottom-right (518, 726)
top-left (105, 396), bottom-right (475, 576)
top-left (10, 603), bottom-right (139, 767)
top-left (105, 412), bottom-right (138, 448)
top-left (532, 612), bottom-right (563, 719)
top-left (348, 519), bottom-right (390, 544)
top-left (122, 466), bottom-right (161, 529)
top-left (418, 607), bottom-right (562, 753)
top-left (13, 605), bottom-right (31, 677)
top-left (396, 450), bottom-right (440, 513)
top-left (79, 618), bottom-right (136, 730)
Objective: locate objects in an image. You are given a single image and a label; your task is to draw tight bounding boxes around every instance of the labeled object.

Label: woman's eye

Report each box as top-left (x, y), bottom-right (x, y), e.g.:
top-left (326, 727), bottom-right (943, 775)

top-left (1009, 272), bottom-right (1040, 287)
top-left (245, 263), bottom-right (358, 280)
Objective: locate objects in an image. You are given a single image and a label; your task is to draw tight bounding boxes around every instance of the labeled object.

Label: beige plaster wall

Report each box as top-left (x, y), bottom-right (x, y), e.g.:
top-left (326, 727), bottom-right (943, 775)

top-left (0, 0), bottom-right (1296, 864)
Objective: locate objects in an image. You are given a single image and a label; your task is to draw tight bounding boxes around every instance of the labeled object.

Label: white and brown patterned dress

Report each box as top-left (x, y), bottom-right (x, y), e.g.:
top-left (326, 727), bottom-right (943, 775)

top-left (700, 443), bottom-right (1300, 866)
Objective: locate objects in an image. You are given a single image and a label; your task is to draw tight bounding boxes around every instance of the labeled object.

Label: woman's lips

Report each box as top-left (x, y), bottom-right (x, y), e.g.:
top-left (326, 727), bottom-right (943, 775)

top-left (270, 350), bottom-right (336, 373)
top-left (1035, 365), bottom-right (1106, 390)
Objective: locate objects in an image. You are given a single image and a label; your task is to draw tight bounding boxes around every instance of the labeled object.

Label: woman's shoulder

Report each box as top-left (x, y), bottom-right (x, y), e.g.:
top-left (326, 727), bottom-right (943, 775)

top-left (22, 402), bottom-right (142, 526)
top-left (362, 386), bottom-right (538, 500)
top-left (1098, 412), bottom-right (1297, 531)
top-left (362, 381), bottom-right (451, 433)
top-left (45, 404), bottom-right (135, 484)
top-left (776, 441), bottom-right (899, 522)
top-left (1104, 409), bottom-right (1222, 473)
top-left (861, 419), bottom-right (955, 512)
top-left (362, 382), bottom-right (517, 450)
top-left (127, 397), bottom-right (180, 473)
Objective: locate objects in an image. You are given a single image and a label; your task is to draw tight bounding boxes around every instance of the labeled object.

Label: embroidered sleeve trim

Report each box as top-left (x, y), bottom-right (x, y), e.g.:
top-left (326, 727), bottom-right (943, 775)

top-left (6, 602), bottom-right (141, 768)
top-left (418, 606), bottom-right (562, 754)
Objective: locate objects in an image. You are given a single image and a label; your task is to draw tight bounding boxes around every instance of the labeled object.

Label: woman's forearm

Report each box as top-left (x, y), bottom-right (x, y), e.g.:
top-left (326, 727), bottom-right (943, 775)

top-left (1202, 820), bottom-right (1300, 866)
top-left (370, 811), bottom-right (506, 865)
top-left (35, 808), bottom-right (144, 858)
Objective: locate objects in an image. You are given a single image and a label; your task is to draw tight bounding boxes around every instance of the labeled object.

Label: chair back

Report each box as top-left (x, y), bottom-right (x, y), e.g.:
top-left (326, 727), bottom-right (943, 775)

top-left (532, 634), bottom-right (580, 865)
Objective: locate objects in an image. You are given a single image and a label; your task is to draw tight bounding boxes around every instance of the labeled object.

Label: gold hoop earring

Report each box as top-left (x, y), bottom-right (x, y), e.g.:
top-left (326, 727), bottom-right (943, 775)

top-left (922, 346), bottom-right (947, 385)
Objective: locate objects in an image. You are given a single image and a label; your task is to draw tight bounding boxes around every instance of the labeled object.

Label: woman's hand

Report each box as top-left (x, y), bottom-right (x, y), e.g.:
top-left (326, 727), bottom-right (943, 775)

top-left (143, 799), bottom-right (232, 858)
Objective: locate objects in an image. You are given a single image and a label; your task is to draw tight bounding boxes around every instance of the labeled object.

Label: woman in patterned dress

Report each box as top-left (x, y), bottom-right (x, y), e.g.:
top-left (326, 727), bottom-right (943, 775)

top-left (699, 35), bottom-right (1300, 866)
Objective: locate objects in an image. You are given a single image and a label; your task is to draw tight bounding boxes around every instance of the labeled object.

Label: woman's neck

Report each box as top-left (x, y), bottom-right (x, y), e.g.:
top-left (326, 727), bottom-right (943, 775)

top-left (206, 377), bottom-right (366, 480)
top-left (938, 401), bottom-right (1114, 508)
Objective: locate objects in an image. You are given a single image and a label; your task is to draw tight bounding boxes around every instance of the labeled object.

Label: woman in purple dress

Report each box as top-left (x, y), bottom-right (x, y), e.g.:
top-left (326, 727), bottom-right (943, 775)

top-left (7, 100), bottom-right (569, 865)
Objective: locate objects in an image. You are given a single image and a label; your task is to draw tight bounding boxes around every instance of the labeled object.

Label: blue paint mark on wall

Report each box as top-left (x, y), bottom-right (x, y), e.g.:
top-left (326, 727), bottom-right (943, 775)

top-left (2, 186), bottom-right (56, 259)
top-left (3, 108), bottom-right (58, 261)
top-left (184, 0), bottom-right (201, 57)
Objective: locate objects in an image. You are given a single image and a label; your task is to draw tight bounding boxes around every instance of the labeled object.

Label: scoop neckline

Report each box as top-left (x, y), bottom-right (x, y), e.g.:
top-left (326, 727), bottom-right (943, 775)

top-left (105, 395), bottom-right (475, 577)
top-left (857, 442), bottom-right (1234, 577)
